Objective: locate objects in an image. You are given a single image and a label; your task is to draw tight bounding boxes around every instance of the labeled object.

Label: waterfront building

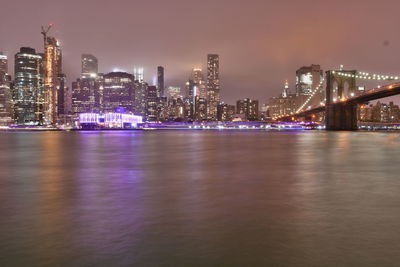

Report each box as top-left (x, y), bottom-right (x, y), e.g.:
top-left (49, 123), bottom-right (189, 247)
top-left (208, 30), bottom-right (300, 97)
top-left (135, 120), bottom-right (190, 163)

top-left (13, 47), bottom-right (44, 125)
top-left (72, 75), bottom-right (103, 114)
top-left (207, 54), bottom-right (220, 120)
top-left (79, 112), bottom-right (142, 129)
top-left (43, 36), bottom-right (62, 125)
top-left (0, 53), bottom-right (13, 125)
top-left (146, 85), bottom-right (158, 121)
top-left (269, 81), bottom-right (298, 119)
top-left (134, 80), bottom-right (148, 116)
top-left (194, 96), bottom-right (207, 121)
top-left (191, 68), bottom-right (207, 99)
top-left (157, 66), bottom-right (164, 97)
top-left (81, 54), bottom-right (98, 78)
top-left (57, 73), bottom-right (67, 116)
top-left (217, 103), bottom-right (235, 122)
top-left (102, 72), bottom-right (135, 113)
top-left (236, 98), bottom-right (259, 121)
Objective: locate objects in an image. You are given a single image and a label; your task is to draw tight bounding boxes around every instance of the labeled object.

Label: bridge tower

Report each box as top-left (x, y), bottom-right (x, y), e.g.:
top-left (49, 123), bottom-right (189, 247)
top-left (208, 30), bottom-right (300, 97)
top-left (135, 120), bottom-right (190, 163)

top-left (325, 70), bottom-right (358, 130)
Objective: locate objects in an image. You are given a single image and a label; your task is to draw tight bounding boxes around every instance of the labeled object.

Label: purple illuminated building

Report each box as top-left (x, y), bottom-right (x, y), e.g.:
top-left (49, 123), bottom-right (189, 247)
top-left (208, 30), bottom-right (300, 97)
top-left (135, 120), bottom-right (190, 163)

top-left (79, 112), bottom-right (143, 128)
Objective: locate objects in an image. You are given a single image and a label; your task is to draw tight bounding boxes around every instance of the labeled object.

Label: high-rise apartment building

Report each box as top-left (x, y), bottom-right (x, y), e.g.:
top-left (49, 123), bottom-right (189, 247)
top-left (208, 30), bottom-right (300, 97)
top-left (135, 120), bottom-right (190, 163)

top-left (146, 85), bottom-right (158, 121)
top-left (81, 54), bottom-right (98, 78)
top-left (217, 103), bottom-right (235, 122)
top-left (13, 47), bottom-right (44, 125)
top-left (236, 98), bottom-right (259, 121)
top-left (0, 53), bottom-right (13, 125)
top-left (157, 66), bottom-right (164, 97)
top-left (43, 36), bottom-right (62, 125)
top-left (207, 54), bottom-right (220, 120)
top-left (72, 76), bottom-right (103, 114)
top-left (191, 68), bottom-right (207, 99)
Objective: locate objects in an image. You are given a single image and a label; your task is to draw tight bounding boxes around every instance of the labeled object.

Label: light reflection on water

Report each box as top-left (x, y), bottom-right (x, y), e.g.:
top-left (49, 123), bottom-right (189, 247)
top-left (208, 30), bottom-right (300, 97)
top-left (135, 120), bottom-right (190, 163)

top-left (1, 131), bottom-right (400, 266)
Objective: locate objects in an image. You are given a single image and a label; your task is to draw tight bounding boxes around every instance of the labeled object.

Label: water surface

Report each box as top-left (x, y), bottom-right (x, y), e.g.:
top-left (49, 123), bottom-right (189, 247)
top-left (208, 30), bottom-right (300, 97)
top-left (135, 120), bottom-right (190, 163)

top-left (1, 130), bottom-right (400, 266)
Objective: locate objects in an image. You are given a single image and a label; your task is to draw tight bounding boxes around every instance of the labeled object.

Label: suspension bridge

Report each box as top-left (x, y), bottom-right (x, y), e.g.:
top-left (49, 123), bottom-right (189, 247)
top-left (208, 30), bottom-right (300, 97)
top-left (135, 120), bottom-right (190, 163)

top-left (275, 69), bottom-right (400, 130)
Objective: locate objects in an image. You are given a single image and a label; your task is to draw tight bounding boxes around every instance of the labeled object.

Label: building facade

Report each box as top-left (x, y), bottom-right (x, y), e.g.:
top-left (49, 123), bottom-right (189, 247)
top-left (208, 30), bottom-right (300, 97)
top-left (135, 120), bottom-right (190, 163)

top-left (43, 36), bottom-right (62, 125)
top-left (157, 66), bottom-right (164, 97)
top-left (0, 53), bottom-right (13, 125)
top-left (102, 72), bottom-right (135, 113)
top-left (13, 47), bottom-right (44, 125)
top-left (207, 54), bottom-right (220, 120)
top-left (81, 54), bottom-right (98, 78)
top-left (236, 98), bottom-right (259, 121)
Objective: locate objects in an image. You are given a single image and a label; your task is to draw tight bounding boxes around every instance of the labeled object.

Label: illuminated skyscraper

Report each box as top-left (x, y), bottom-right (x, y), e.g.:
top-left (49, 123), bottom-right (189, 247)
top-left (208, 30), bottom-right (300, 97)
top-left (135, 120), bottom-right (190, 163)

top-left (13, 47), bottom-right (44, 125)
top-left (0, 53), bottom-right (7, 73)
top-left (146, 85), bottom-right (158, 121)
top-left (0, 53), bottom-right (13, 125)
top-left (237, 98), bottom-right (259, 121)
top-left (157, 66), bottom-right (164, 97)
top-left (81, 54), bottom-right (98, 78)
top-left (296, 65), bottom-right (322, 96)
top-left (134, 67), bottom-right (144, 82)
top-left (166, 86), bottom-right (182, 100)
top-left (43, 36), bottom-right (62, 125)
top-left (72, 75), bottom-right (103, 114)
top-left (194, 96), bottom-right (207, 121)
top-left (191, 68), bottom-right (206, 99)
top-left (102, 72), bottom-right (135, 113)
top-left (207, 54), bottom-right (220, 120)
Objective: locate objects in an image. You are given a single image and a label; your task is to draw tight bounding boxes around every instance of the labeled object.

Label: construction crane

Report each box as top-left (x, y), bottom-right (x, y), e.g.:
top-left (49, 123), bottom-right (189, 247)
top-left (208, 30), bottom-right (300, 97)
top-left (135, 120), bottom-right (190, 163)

top-left (41, 24), bottom-right (53, 47)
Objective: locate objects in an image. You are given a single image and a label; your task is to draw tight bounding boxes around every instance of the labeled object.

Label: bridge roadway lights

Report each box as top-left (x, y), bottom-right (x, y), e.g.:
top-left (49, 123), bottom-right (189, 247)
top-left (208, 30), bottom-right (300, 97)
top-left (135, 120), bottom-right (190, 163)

top-left (326, 103), bottom-right (358, 131)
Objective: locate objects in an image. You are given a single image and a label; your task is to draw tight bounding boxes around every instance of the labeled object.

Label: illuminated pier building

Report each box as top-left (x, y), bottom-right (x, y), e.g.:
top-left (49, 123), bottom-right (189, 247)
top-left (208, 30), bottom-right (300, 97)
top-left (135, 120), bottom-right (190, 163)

top-left (13, 47), bottom-right (44, 125)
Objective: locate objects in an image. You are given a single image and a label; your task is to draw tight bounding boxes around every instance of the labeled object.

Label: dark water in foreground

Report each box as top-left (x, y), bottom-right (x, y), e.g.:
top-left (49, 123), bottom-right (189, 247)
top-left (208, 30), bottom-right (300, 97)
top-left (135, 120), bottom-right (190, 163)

top-left (1, 130), bottom-right (400, 266)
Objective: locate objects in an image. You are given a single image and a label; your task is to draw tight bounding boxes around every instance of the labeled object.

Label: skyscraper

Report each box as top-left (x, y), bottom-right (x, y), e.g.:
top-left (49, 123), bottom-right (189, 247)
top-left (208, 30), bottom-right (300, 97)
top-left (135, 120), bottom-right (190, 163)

top-left (236, 98), bottom-right (259, 121)
top-left (157, 66), bottom-right (164, 97)
top-left (0, 53), bottom-right (7, 73)
top-left (81, 54), bottom-right (98, 78)
top-left (13, 47), bottom-right (44, 125)
top-left (133, 67), bottom-right (144, 82)
top-left (0, 53), bottom-right (12, 125)
top-left (146, 85), bottom-right (158, 121)
top-left (207, 54), bottom-right (220, 120)
top-left (71, 76), bottom-right (103, 114)
top-left (295, 64), bottom-right (324, 107)
top-left (43, 36), bottom-right (62, 125)
top-left (102, 72), bottom-right (135, 113)
top-left (191, 68), bottom-right (207, 99)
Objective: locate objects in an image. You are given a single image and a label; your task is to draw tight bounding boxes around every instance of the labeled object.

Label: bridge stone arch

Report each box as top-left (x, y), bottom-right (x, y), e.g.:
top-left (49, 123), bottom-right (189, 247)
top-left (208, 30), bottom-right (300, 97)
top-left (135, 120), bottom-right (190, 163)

top-left (326, 70), bottom-right (357, 104)
top-left (325, 70), bottom-right (358, 130)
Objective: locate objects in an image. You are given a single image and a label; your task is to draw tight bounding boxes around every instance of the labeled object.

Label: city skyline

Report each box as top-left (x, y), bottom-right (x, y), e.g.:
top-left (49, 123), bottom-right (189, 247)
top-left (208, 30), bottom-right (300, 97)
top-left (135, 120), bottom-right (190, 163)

top-left (1, 0), bottom-right (400, 103)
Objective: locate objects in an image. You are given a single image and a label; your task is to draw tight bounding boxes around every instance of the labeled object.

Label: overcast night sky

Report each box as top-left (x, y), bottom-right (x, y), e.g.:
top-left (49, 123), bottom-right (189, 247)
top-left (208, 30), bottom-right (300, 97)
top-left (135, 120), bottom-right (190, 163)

top-left (1, 0), bottom-right (400, 104)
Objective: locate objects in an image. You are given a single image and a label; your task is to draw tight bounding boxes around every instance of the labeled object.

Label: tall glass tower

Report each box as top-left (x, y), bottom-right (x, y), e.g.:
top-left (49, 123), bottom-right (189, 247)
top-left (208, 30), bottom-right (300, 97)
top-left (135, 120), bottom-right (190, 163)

top-left (13, 47), bottom-right (44, 125)
top-left (206, 54), bottom-right (220, 120)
